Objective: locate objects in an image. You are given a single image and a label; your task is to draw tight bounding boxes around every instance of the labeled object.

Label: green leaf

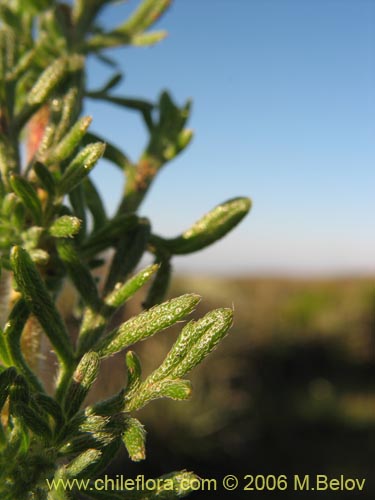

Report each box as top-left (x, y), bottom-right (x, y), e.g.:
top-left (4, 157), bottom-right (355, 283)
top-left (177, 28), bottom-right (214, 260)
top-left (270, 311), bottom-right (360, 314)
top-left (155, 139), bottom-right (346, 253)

top-left (53, 87), bottom-right (81, 143)
top-left (56, 239), bottom-right (100, 310)
top-left (122, 417), bottom-right (146, 462)
top-left (127, 379), bottom-right (192, 411)
top-left (88, 72), bottom-right (123, 95)
top-left (34, 393), bottom-right (64, 428)
top-left (155, 378), bottom-right (192, 401)
top-left (96, 293), bottom-right (200, 358)
top-left (69, 184), bottom-right (87, 242)
top-left (143, 258), bottom-right (171, 309)
top-left (0, 327), bottom-right (11, 366)
top-left (86, 94), bottom-right (153, 115)
top-left (10, 175), bottom-right (43, 225)
top-left (83, 177), bottom-right (107, 232)
top-left (163, 128), bottom-right (194, 161)
top-left (47, 116), bottom-right (93, 164)
top-left (27, 56), bottom-right (68, 106)
top-left (170, 308), bottom-right (233, 379)
top-left (49, 215), bottom-right (82, 238)
top-left (4, 298), bottom-right (44, 393)
top-left (118, 0), bottom-right (171, 37)
top-left (150, 308), bottom-right (233, 383)
top-left (10, 246), bottom-right (74, 366)
top-left (6, 49), bottom-right (35, 81)
top-left (132, 30), bottom-right (167, 46)
top-left (63, 352), bottom-right (100, 418)
top-left (12, 401), bottom-right (52, 440)
top-left (104, 219), bottom-right (151, 293)
top-left (65, 448), bottom-right (102, 478)
top-left (162, 197), bottom-right (251, 254)
top-left (105, 263), bottom-right (158, 310)
top-left (125, 351), bottom-right (142, 395)
top-left (0, 367), bottom-right (17, 411)
top-left (34, 161), bottom-right (56, 195)
top-left (58, 142), bottom-right (105, 195)
top-left (8, 373), bottom-right (29, 406)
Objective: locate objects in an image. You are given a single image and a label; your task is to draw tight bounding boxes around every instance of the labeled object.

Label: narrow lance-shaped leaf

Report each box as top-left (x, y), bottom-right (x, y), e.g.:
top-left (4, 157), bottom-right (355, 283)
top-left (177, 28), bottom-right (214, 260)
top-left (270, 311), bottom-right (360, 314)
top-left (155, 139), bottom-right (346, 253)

top-left (152, 378), bottom-right (191, 402)
top-left (89, 72), bottom-right (123, 95)
top-left (65, 448), bottom-right (102, 478)
top-left (171, 308), bottom-right (233, 379)
top-left (10, 175), bottom-right (43, 225)
top-left (0, 327), bottom-right (11, 366)
top-left (104, 218), bottom-right (151, 294)
top-left (96, 293), bottom-right (200, 358)
top-left (122, 417), bottom-right (146, 462)
top-left (56, 239), bottom-right (100, 310)
top-left (83, 177), bottom-right (107, 231)
top-left (27, 56), bottom-right (68, 107)
top-left (105, 263), bottom-right (158, 310)
top-left (1, 27), bottom-right (16, 81)
top-left (125, 351), bottom-right (142, 395)
top-left (10, 246), bottom-right (74, 366)
top-left (49, 215), bottom-right (81, 238)
top-left (0, 367), bottom-right (17, 411)
top-left (69, 184), bottom-right (87, 242)
top-left (6, 48), bottom-right (35, 81)
top-left (4, 298), bottom-right (44, 393)
top-left (63, 351), bottom-right (100, 418)
top-left (34, 161), bottom-right (56, 195)
top-left (11, 401), bottom-right (52, 440)
top-left (118, 0), bottom-right (171, 37)
top-left (76, 266), bottom-right (154, 357)
top-left (132, 30), bottom-right (167, 47)
top-left (34, 393), bottom-right (64, 428)
top-left (95, 52), bottom-right (118, 68)
top-left (57, 142), bottom-right (105, 195)
top-left (164, 128), bottom-right (194, 161)
top-left (46, 115), bottom-right (92, 164)
top-left (79, 439), bottom-right (123, 478)
top-left (145, 312), bottom-right (224, 384)
top-left (126, 378), bottom-right (192, 412)
top-left (143, 258), bottom-right (171, 309)
top-left (86, 95), bottom-right (153, 115)
top-left (161, 197), bottom-right (251, 254)
top-left (54, 87), bottom-right (80, 142)
top-left (85, 0), bottom-right (171, 51)
top-left (8, 374), bottom-right (29, 406)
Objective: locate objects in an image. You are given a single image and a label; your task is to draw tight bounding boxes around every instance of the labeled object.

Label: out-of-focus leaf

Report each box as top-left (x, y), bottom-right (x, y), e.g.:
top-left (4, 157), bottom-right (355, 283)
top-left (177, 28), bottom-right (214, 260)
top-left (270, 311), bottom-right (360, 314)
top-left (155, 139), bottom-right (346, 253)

top-left (57, 142), bottom-right (105, 195)
top-left (49, 215), bottom-right (81, 238)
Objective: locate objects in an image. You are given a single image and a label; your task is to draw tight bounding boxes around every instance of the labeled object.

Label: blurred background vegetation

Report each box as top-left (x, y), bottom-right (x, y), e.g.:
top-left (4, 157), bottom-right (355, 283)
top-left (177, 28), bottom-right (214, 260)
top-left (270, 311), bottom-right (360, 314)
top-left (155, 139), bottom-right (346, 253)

top-left (62, 271), bottom-right (374, 498)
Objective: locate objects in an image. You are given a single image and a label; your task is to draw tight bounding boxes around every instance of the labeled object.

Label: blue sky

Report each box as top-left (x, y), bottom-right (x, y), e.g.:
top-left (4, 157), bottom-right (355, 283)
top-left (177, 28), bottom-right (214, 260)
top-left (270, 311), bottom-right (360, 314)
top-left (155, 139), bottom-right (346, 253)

top-left (85, 0), bottom-right (375, 275)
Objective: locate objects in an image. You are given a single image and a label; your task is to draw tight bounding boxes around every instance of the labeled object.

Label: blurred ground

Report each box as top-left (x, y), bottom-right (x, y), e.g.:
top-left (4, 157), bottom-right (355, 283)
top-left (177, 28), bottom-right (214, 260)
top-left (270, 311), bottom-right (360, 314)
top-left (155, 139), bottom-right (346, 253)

top-left (105, 274), bottom-right (375, 499)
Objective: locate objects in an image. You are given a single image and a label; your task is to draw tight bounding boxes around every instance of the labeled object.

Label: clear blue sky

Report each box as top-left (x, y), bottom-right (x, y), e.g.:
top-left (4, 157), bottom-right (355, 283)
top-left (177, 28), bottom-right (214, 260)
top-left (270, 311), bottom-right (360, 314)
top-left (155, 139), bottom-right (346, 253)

top-left (85, 0), bottom-right (375, 275)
